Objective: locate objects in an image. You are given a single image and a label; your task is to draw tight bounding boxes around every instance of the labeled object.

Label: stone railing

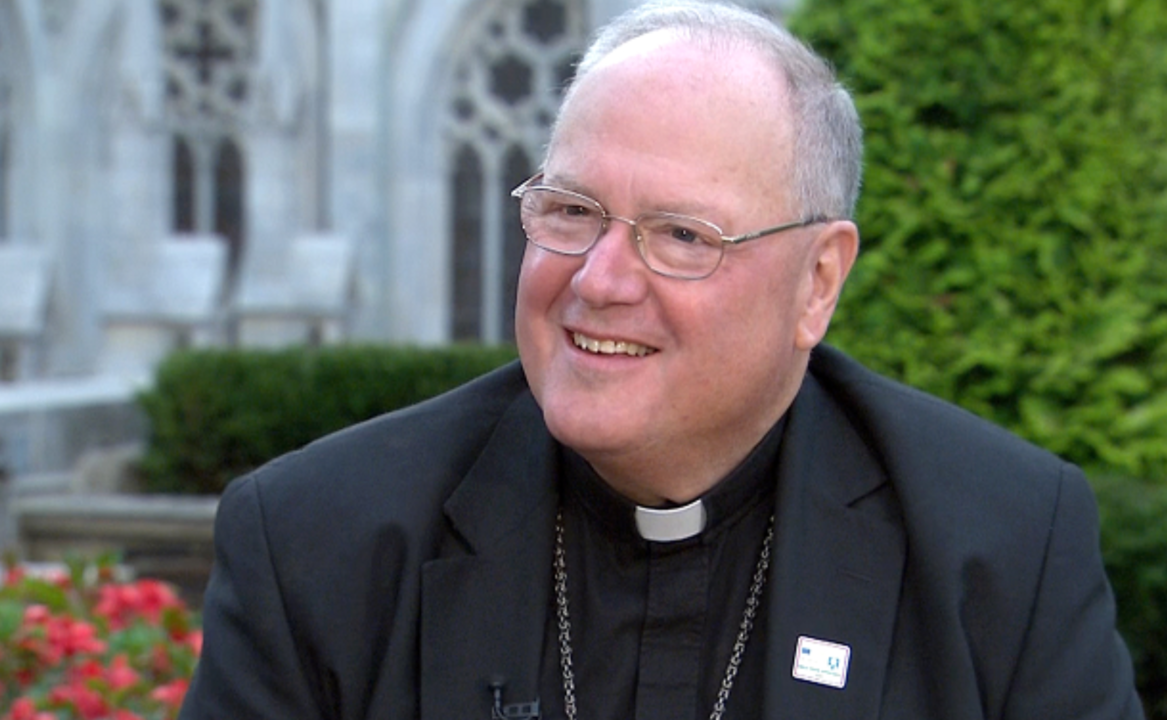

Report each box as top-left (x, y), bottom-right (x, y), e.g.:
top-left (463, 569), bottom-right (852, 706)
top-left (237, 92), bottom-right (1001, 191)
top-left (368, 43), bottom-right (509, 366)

top-left (13, 493), bottom-right (218, 608)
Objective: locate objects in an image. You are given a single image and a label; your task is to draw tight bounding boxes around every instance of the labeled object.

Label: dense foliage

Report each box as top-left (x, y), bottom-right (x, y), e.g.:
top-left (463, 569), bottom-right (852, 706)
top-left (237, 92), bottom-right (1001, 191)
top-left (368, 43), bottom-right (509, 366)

top-left (791, 0), bottom-right (1167, 713)
top-left (791, 0), bottom-right (1167, 480)
top-left (135, 344), bottom-right (518, 495)
top-left (0, 558), bottom-right (199, 719)
top-left (1095, 475), bottom-right (1167, 718)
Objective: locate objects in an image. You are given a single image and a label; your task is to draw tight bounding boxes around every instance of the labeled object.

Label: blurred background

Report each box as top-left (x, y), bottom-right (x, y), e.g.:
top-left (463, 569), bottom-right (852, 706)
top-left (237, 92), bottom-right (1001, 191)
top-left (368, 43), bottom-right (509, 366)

top-left (0, 0), bottom-right (1164, 716)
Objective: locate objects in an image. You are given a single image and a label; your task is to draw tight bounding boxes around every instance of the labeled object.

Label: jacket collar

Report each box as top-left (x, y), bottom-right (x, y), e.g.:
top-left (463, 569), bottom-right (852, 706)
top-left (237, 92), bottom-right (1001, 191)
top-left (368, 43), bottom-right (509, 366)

top-left (419, 389), bottom-right (559, 720)
top-left (762, 371), bottom-right (905, 719)
top-left (420, 367), bottom-right (906, 719)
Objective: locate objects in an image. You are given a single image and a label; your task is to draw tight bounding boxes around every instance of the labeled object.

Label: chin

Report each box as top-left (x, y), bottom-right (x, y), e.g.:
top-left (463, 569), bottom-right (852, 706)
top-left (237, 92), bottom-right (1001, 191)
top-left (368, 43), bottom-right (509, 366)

top-left (542, 405), bottom-right (640, 457)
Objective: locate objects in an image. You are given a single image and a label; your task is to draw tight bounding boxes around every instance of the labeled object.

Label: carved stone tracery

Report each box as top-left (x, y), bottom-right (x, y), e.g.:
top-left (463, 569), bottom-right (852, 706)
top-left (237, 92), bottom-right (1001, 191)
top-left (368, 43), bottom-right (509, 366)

top-left (446, 0), bottom-right (587, 342)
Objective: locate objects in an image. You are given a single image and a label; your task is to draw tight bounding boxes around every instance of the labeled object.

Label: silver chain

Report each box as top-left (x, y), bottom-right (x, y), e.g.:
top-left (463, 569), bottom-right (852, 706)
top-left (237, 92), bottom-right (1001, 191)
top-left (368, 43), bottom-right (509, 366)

top-left (554, 511), bottom-right (578, 720)
top-left (553, 510), bottom-right (775, 720)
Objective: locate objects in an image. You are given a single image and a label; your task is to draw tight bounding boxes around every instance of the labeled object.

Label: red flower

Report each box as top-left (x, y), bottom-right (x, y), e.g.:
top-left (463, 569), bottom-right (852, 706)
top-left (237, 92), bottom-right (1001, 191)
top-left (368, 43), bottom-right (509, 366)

top-left (150, 678), bottom-right (190, 708)
top-left (72, 658), bottom-right (105, 680)
top-left (1, 562), bottom-right (200, 718)
top-left (105, 653), bottom-right (141, 690)
top-left (22, 605), bottom-right (49, 625)
top-left (7, 698), bottom-right (36, 720)
top-left (95, 579), bottom-right (184, 630)
top-left (4, 566), bottom-right (26, 587)
top-left (49, 680), bottom-right (110, 719)
top-left (186, 629), bottom-right (204, 656)
top-left (7, 698), bottom-right (56, 720)
top-left (45, 616), bottom-right (107, 657)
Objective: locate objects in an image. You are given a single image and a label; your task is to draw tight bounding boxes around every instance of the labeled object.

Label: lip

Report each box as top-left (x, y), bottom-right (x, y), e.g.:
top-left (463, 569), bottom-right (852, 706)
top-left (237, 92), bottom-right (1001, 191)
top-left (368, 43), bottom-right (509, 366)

top-left (566, 329), bottom-right (658, 358)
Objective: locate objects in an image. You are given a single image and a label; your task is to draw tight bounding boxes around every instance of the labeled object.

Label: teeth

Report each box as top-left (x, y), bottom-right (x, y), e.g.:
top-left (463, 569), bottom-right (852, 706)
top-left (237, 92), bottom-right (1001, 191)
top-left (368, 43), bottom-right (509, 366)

top-left (573, 332), bottom-right (656, 357)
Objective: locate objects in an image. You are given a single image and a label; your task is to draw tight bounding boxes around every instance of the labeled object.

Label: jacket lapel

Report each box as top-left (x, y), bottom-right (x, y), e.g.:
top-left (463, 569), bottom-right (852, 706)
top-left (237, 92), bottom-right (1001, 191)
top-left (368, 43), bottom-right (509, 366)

top-left (418, 365), bottom-right (908, 719)
top-left (764, 373), bottom-right (907, 719)
top-left (419, 391), bottom-right (559, 720)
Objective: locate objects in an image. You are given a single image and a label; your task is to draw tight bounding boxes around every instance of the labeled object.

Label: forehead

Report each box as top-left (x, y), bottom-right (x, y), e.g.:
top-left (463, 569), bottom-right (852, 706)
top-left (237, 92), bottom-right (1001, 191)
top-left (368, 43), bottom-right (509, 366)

top-left (547, 31), bottom-right (795, 212)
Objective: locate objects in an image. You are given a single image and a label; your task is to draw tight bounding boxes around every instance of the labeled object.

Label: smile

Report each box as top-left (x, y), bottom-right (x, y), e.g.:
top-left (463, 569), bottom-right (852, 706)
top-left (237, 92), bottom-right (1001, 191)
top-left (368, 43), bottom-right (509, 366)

top-left (572, 332), bottom-right (657, 357)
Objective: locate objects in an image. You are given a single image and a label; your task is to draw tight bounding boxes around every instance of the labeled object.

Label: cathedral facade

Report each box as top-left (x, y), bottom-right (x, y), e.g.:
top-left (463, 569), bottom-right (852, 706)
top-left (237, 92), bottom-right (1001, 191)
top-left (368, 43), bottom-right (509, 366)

top-left (0, 0), bottom-right (791, 379)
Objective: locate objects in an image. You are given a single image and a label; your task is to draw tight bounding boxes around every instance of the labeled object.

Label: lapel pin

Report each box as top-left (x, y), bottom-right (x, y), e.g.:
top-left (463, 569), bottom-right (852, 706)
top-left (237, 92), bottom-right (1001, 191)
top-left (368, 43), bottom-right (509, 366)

top-left (792, 635), bottom-right (851, 689)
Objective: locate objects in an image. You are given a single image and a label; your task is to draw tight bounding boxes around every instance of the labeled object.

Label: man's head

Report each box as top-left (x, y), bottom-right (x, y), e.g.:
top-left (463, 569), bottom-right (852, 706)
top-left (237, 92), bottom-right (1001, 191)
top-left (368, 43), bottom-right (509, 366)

top-left (514, 1), bottom-right (862, 504)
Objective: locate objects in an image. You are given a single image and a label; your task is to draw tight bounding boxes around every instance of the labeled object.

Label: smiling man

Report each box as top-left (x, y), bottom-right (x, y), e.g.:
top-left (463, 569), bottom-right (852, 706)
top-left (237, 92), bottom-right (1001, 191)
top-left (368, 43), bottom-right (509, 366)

top-left (513, 25), bottom-right (855, 507)
top-left (180, 2), bottom-right (1143, 719)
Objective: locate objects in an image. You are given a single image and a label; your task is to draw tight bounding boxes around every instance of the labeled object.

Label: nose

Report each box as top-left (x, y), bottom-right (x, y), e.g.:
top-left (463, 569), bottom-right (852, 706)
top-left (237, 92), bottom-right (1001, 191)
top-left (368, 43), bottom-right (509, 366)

top-left (570, 217), bottom-right (651, 307)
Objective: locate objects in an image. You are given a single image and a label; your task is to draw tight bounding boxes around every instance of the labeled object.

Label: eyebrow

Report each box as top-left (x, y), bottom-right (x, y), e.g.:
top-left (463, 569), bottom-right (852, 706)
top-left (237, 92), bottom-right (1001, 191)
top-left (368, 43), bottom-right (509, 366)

top-left (539, 173), bottom-right (729, 224)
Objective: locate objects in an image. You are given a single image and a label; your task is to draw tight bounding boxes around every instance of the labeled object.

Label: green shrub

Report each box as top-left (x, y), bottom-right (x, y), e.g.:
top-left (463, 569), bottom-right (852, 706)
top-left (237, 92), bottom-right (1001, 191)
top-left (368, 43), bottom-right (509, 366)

top-left (1094, 475), bottom-right (1167, 719)
top-left (791, 0), bottom-right (1167, 480)
top-left (790, 0), bottom-right (1167, 710)
top-left (135, 344), bottom-right (518, 495)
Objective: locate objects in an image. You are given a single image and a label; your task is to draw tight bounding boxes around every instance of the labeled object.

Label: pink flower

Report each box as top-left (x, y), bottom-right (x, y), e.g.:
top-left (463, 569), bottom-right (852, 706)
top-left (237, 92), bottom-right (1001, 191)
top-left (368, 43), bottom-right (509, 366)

top-left (22, 604), bottom-right (50, 625)
top-left (2, 562), bottom-right (200, 719)
top-left (7, 698), bottom-right (36, 720)
top-left (106, 653), bottom-right (141, 690)
top-left (49, 680), bottom-right (110, 719)
top-left (4, 566), bottom-right (26, 587)
top-left (150, 678), bottom-right (190, 708)
top-left (95, 579), bottom-right (183, 629)
top-left (186, 629), bottom-right (204, 656)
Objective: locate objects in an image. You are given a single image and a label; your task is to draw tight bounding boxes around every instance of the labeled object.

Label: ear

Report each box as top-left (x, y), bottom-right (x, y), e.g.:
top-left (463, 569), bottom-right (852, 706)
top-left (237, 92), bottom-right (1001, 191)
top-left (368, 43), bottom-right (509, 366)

top-left (795, 220), bottom-right (859, 350)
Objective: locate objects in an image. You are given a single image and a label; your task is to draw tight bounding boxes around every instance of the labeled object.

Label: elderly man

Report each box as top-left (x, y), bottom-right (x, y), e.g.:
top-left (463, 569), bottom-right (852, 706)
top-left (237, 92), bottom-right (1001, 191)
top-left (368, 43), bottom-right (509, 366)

top-left (179, 2), bottom-right (1143, 719)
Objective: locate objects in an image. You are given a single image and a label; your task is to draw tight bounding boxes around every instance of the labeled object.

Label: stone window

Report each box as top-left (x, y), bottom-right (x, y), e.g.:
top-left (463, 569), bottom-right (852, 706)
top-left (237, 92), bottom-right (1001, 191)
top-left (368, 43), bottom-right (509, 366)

top-left (446, 0), bottom-right (587, 342)
top-left (160, 0), bottom-right (257, 278)
top-left (0, 114), bottom-right (8, 240)
top-left (0, 60), bottom-right (9, 239)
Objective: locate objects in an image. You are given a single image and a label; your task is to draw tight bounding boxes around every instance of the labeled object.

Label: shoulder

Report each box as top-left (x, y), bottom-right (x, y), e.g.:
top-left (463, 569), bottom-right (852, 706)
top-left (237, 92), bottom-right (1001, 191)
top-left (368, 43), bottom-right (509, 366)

top-left (807, 344), bottom-right (1078, 544)
top-left (809, 344), bottom-right (1067, 478)
top-left (219, 360), bottom-right (534, 533)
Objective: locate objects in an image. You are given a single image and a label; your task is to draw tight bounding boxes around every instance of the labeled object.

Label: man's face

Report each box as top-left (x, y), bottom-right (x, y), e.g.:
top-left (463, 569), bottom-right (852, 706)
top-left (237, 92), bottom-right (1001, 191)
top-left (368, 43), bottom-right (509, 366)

top-left (515, 33), bottom-right (855, 503)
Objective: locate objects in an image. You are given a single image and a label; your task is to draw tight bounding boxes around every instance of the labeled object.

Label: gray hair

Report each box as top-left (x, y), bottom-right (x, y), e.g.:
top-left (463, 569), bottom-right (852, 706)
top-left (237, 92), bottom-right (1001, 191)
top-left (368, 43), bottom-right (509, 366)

top-left (556, 0), bottom-right (863, 220)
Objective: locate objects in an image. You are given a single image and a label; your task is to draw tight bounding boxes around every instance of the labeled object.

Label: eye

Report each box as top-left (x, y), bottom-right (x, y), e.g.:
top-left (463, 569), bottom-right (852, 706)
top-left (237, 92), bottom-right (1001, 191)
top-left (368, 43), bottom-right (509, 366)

top-left (561, 203), bottom-right (594, 219)
top-left (533, 192), bottom-right (597, 221)
top-left (668, 225), bottom-right (702, 244)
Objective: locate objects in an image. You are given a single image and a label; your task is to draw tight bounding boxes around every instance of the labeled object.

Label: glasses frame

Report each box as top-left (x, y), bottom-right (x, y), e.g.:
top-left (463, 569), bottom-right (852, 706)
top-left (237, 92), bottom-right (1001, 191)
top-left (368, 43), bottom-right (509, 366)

top-left (510, 173), bottom-right (830, 280)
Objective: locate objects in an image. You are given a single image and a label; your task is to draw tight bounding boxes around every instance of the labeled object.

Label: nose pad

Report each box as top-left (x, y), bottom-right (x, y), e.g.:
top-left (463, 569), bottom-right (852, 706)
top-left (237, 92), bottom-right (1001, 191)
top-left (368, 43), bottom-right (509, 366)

top-left (589, 216), bottom-right (640, 261)
top-left (571, 217), bottom-right (650, 305)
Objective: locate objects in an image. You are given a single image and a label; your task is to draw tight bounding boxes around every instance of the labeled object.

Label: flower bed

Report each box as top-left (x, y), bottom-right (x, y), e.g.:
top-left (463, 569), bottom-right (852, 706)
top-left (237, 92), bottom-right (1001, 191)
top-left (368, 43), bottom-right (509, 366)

top-left (0, 557), bottom-right (201, 720)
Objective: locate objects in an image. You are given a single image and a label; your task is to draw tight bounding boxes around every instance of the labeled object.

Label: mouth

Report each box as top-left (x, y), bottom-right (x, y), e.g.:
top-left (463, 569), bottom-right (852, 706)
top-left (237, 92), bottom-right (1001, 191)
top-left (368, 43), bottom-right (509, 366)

top-left (571, 331), bottom-right (658, 357)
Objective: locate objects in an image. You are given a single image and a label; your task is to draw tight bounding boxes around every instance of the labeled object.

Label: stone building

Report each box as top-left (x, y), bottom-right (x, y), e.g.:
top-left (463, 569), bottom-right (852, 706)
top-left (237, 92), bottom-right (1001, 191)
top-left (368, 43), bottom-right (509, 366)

top-left (0, 0), bottom-right (793, 381)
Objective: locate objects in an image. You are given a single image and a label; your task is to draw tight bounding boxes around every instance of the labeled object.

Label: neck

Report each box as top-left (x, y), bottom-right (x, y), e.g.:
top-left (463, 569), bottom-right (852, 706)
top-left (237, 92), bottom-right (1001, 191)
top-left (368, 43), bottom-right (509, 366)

top-left (583, 414), bottom-right (784, 507)
top-left (574, 366), bottom-right (805, 507)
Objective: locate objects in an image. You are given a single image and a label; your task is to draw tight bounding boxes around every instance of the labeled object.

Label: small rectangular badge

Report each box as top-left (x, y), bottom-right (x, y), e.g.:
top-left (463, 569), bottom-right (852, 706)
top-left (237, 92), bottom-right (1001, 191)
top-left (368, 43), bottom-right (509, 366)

top-left (792, 635), bottom-right (851, 689)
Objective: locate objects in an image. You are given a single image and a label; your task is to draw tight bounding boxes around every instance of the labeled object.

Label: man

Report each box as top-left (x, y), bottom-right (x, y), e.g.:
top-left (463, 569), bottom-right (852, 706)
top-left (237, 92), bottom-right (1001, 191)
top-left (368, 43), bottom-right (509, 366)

top-left (179, 2), bottom-right (1144, 719)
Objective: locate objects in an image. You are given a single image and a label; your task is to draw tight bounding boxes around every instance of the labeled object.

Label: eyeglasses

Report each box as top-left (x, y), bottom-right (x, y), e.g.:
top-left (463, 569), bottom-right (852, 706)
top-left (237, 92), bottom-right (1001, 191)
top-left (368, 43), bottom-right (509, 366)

top-left (510, 173), bottom-right (829, 280)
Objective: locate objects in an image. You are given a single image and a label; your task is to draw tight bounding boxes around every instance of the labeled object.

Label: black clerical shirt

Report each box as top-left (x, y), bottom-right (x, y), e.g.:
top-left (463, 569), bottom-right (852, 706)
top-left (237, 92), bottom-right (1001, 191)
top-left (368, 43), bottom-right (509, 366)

top-left (539, 419), bottom-right (785, 720)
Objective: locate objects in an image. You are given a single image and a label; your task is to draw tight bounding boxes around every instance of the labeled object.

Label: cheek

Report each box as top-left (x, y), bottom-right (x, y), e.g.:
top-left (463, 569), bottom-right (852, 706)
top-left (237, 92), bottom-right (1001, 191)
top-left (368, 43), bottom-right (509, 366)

top-left (702, 262), bottom-right (804, 356)
top-left (516, 250), bottom-right (573, 356)
top-left (517, 249), bottom-right (564, 320)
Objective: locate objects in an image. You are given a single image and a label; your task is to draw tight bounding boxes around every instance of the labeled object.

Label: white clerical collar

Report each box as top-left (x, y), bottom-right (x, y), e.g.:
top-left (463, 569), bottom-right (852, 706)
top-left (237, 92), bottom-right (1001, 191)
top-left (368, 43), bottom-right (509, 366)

top-left (634, 498), bottom-right (707, 542)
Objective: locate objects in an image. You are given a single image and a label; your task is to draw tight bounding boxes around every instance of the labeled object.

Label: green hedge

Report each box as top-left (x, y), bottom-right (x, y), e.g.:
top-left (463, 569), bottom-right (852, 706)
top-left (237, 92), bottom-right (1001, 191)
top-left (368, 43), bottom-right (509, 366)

top-left (135, 344), bottom-right (517, 495)
top-left (1095, 475), bottom-right (1167, 718)
top-left (790, 0), bottom-right (1167, 712)
top-left (791, 0), bottom-right (1167, 480)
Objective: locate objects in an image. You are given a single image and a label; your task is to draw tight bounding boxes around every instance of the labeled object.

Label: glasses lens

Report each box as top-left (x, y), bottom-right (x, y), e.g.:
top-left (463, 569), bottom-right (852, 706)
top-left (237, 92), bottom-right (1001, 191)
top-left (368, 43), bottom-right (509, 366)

top-left (638, 213), bottom-right (724, 278)
top-left (518, 188), bottom-right (602, 255)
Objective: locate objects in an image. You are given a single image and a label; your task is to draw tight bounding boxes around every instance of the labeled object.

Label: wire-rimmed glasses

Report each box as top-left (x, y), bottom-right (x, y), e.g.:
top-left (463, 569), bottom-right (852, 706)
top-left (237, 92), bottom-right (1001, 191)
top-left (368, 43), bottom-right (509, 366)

top-left (511, 173), bottom-right (829, 280)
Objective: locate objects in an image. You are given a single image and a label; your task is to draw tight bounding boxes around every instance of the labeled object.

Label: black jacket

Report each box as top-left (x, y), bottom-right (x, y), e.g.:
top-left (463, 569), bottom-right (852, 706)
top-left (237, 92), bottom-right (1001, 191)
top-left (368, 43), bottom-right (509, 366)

top-left (179, 345), bottom-right (1143, 719)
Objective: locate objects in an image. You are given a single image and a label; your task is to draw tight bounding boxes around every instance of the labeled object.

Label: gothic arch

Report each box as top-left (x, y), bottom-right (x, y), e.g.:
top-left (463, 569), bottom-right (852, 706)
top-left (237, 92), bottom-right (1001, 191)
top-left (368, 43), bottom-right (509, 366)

top-left (159, 0), bottom-right (259, 288)
top-left (379, 0), bottom-right (588, 343)
top-left (0, 0), bottom-right (35, 240)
